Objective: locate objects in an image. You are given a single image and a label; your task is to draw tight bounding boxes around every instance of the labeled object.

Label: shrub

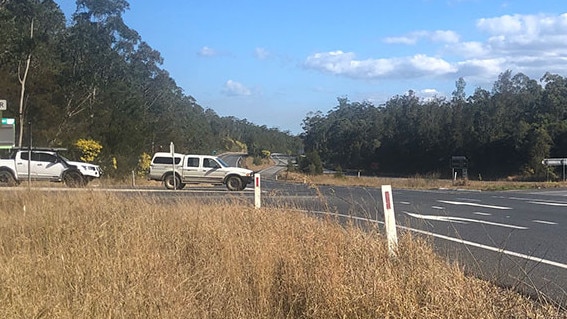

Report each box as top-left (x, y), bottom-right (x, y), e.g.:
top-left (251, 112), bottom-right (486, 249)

top-left (74, 139), bottom-right (102, 163)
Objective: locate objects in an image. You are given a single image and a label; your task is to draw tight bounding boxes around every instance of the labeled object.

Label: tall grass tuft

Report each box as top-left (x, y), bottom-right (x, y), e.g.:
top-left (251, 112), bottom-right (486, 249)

top-left (0, 191), bottom-right (563, 318)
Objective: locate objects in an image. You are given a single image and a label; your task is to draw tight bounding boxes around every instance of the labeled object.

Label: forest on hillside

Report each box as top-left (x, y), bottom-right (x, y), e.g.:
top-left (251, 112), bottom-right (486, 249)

top-left (0, 0), bottom-right (302, 176)
top-left (302, 72), bottom-right (567, 180)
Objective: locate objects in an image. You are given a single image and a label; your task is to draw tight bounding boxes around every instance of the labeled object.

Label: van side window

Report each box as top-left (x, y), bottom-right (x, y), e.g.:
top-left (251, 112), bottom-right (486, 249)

top-left (153, 156), bottom-right (181, 165)
top-left (186, 157), bottom-right (199, 167)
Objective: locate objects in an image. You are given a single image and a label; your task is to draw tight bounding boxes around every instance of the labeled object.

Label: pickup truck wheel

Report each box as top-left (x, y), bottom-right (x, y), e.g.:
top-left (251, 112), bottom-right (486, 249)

top-left (164, 174), bottom-right (182, 190)
top-left (0, 171), bottom-right (17, 186)
top-left (63, 170), bottom-right (85, 188)
top-left (226, 176), bottom-right (243, 191)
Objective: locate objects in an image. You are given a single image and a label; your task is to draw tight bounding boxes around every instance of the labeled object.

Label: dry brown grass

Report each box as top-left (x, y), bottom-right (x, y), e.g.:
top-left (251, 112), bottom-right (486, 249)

top-left (0, 191), bottom-right (564, 318)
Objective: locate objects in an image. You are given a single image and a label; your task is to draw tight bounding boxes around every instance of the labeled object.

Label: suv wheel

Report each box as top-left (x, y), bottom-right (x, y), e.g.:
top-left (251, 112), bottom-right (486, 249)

top-left (226, 176), bottom-right (243, 191)
top-left (0, 171), bottom-right (17, 186)
top-left (164, 174), bottom-right (181, 190)
top-left (63, 170), bottom-right (85, 188)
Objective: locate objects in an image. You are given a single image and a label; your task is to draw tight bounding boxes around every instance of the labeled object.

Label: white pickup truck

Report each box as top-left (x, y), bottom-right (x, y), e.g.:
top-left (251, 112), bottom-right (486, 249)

top-left (148, 152), bottom-right (254, 191)
top-left (0, 148), bottom-right (102, 187)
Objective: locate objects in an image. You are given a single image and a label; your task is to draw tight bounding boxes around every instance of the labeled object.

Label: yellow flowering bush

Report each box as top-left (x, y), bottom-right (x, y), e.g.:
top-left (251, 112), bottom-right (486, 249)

top-left (74, 139), bottom-right (102, 163)
top-left (137, 152), bottom-right (151, 176)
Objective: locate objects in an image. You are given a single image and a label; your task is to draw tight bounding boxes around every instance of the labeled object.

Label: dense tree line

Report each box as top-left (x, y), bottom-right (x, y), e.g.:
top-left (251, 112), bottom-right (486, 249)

top-left (302, 72), bottom-right (567, 180)
top-left (0, 0), bottom-right (301, 176)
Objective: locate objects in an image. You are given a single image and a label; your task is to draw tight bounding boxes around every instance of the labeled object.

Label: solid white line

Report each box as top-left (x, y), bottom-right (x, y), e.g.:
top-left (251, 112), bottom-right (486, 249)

top-left (295, 209), bottom-right (567, 270)
top-left (438, 200), bottom-right (512, 210)
top-left (532, 220), bottom-right (558, 225)
top-left (398, 225), bottom-right (567, 270)
top-left (405, 212), bottom-right (528, 230)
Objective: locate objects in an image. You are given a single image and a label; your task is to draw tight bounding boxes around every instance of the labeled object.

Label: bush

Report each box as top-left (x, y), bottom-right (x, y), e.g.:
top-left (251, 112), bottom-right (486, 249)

top-left (299, 151), bottom-right (323, 175)
top-left (74, 139), bottom-right (102, 163)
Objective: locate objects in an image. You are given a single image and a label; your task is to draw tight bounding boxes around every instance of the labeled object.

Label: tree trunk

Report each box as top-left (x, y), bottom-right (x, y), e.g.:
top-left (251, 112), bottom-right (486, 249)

top-left (17, 18), bottom-right (33, 148)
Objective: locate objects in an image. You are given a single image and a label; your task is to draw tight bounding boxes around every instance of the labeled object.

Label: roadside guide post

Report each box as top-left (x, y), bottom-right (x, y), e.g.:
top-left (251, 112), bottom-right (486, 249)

top-left (170, 142), bottom-right (176, 190)
top-left (254, 174), bottom-right (261, 209)
top-left (381, 185), bottom-right (398, 257)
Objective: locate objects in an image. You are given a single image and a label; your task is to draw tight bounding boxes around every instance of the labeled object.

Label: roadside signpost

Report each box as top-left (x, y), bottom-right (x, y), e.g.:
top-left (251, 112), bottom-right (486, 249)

top-left (254, 174), bottom-right (261, 209)
top-left (542, 158), bottom-right (567, 181)
top-left (381, 185), bottom-right (398, 257)
top-left (170, 142), bottom-right (176, 190)
top-left (0, 118), bottom-right (15, 149)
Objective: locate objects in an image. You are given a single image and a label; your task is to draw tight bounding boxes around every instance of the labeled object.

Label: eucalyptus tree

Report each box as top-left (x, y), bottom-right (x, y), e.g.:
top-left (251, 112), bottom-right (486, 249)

top-left (541, 73), bottom-right (567, 158)
top-left (0, 0), bottom-right (65, 146)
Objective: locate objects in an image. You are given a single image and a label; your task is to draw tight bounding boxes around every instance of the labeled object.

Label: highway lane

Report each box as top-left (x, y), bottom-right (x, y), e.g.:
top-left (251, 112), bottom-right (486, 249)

top-left (312, 184), bottom-right (567, 306)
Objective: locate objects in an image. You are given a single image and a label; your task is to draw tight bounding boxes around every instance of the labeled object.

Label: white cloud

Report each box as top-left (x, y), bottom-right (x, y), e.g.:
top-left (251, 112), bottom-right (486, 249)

top-left (383, 30), bottom-right (460, 44)
top-left (431, 30), bottom-right (460, 43)
top-left (477, 13), bottom-right (567, 50)
top-left (306, 12), bottom-right (567, 84)
top-left (383, 36), bottom-right (418, 45)
top-left (254, 47), bottom-right (270, 60)
top-left (420, 88), bottom-right (441, 95)
top-left (447, 41), bottom-right (490, 58)
top-left (198, 46), bottom-right (218, 57)
top-left (304, 51), bottom-right (456, 79)
top-left (222, 80), bottom-right (251, 96)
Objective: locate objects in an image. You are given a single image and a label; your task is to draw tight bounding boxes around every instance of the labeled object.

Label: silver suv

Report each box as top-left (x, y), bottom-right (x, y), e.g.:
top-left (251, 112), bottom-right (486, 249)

top-left (148, 152), bottom-right (254, 191)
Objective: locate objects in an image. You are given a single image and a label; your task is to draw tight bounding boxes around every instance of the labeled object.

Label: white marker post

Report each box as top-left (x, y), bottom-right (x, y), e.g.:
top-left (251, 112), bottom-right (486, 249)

top-left (170, 142), bottom-right (176, 190)
top-left (254, 174), bottom-right (261, 209)
top-left (381, 185), bottom-right (398, 257)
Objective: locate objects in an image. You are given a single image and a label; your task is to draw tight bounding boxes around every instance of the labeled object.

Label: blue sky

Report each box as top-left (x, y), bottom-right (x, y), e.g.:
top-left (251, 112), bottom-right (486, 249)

top-left (56, 1), bottom-right (567, 134)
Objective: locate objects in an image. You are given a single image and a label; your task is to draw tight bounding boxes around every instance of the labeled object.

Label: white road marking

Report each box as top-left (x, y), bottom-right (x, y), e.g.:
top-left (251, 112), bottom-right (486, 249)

top-left (473, 212), bottom-right (491, 216)
top-left (405, 212), bottom-right (528, 230)
top-left (438, 200), bottom-right (512, 210)
top-left (529, 201), bottom-right (567, 207)
top-left (532, 220), bottom-right (558, 225)
top-left (298, 209), bottom-right (567, 271)
top-left (431, 206), bottom-right (445, 210)
top-left (456, 197), bottom-right (482, 202)
top-left (400, 201), bottom-right (411, 205)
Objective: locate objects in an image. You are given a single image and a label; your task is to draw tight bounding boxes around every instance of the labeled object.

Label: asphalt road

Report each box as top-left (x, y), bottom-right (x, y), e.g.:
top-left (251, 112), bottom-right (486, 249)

top-left (304, 184), bottom-right (567, 306)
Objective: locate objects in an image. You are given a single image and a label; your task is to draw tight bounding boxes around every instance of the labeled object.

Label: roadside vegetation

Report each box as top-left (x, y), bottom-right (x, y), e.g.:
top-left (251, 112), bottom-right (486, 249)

top-left (279, 171), bottom-right (567, 191)
top-left (1, 191), bottom-right (564, 318)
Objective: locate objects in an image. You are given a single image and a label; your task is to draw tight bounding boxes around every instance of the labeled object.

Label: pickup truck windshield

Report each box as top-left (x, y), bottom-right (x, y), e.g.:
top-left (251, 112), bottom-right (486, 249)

top-left (217, 158), bottom-right (229, 168)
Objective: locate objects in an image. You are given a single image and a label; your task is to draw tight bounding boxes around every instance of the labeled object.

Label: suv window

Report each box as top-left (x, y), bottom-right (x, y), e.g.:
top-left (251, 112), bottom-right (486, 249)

top-left (153, 156), bottom-right (181, 165)
top-left (20, 151), bottom-right (42, 161)
top-left (38, 153), bottom-right (58, 163)
top-left (186, 157), bottom-right (199, 167)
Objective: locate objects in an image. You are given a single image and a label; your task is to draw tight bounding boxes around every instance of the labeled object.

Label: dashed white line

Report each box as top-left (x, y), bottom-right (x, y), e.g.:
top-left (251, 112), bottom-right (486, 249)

top-left (438, 200), bottom-right (512, 210)
top-left (532, 220), bottom-right (558, 225)
top-left (473, 212), bottom-right (491, 216)
top-left (529, 201), bottom-right (567, 207)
